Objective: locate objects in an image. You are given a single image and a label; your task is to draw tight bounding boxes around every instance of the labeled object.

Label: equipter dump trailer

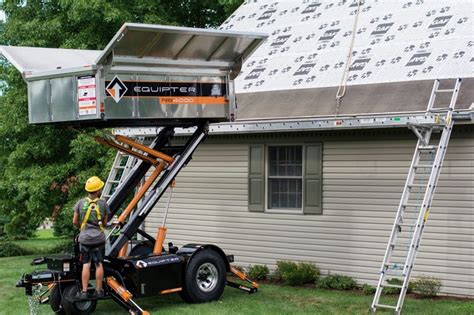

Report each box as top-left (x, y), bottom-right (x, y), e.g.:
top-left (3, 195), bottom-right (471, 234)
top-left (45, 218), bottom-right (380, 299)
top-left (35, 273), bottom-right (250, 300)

top-left (3, 23), bottom-right (266, 315)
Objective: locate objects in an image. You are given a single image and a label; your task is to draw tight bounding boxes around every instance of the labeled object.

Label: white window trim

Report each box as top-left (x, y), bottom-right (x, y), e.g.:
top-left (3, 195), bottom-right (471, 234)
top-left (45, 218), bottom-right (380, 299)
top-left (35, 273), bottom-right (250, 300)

top-left (265, 144), bottom-right (305, 213)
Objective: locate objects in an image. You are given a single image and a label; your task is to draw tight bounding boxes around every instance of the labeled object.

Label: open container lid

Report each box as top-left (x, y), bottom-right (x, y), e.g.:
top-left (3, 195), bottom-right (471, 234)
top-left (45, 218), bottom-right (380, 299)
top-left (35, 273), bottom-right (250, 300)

top-left (1, 23), bottom-right (267, 80)
top-left (98, 23), bottom-right (266, 74)
top-left (0, 46), bottom-right (100, 78)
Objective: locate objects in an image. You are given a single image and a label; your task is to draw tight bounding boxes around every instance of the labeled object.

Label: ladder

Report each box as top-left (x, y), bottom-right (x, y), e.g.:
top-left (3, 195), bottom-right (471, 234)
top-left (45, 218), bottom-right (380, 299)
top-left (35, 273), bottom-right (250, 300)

top-left (102, 150), bottom-right (137, 200)
top-left (371, 78), bottom-right (462, 314)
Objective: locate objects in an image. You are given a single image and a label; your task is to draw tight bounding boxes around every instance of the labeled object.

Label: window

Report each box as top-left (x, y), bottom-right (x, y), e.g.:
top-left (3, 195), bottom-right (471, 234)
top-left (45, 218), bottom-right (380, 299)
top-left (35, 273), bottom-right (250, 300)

top-left (268, 146), bottom-right (303, 209)
top-left (248, 143), bottom-right (322, 214)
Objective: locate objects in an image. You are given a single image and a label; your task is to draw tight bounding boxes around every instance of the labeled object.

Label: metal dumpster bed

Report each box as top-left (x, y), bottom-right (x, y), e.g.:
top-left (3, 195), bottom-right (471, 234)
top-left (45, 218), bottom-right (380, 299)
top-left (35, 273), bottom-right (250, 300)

top-left (0, 23), bottom-right (267, 127)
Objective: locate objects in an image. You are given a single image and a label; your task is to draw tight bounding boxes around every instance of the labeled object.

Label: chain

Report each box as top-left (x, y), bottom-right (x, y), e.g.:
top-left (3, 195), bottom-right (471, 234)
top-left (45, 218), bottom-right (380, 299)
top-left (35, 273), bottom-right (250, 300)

top-left (27, 285), bottom-right (43, 315)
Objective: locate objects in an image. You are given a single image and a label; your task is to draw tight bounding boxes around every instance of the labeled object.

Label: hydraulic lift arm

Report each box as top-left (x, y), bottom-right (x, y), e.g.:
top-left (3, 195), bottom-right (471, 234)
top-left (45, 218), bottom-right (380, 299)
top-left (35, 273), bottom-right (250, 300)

top-left (105, 127), bottom-right (175, 219)
top-left (107, 123), bottom-right (208, 258)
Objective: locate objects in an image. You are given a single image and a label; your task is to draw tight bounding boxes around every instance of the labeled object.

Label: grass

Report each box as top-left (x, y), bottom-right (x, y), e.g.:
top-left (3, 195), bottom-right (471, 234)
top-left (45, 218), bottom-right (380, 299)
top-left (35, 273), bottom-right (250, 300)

top-left (0, 255), bottom-right (473, 315)
top-left (12, 229), bottom-right (69, 255)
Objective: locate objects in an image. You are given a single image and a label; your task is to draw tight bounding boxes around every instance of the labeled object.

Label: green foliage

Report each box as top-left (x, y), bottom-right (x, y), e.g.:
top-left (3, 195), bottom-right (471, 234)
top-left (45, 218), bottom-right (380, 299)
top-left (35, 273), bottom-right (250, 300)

top-left (383, 278), bottom-right (414, 295)
top-left (0, 0), bottom-right (242, 239)
top-left (248, 264), bottom-right (269, 281)
top-left (49, 239), bottom-right (75, 254)
top-left (413, 275), bottom-right (442, 298)
top-left (362, 283), bottom-right (376, 295)
top-left (275, 261), bottom-right (319, 286)
top-left (316, 274), bottom-right (357, 290)
top-left (0, 242), bottom-right (32, 257)
top-left (1, 256), bottom-right (471, 315)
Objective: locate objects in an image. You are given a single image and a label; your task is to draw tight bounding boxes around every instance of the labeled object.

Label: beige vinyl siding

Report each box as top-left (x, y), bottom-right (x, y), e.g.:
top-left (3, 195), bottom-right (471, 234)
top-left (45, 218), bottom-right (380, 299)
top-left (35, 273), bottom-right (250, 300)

top-left (145, 131), bottom-right (474, 296)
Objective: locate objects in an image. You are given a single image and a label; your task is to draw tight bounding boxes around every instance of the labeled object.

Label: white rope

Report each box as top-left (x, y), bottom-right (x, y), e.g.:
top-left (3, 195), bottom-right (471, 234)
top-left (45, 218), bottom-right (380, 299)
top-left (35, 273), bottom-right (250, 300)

top-left (335, 0), bottom-right (362, 116)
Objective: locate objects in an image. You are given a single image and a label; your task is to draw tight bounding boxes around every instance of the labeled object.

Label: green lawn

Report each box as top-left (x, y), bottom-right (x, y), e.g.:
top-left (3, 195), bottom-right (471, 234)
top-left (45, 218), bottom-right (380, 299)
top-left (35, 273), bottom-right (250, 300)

top-left (12, 229), bottom-right (69, 255)
top-left (0, 255), bottom-right (472, 315)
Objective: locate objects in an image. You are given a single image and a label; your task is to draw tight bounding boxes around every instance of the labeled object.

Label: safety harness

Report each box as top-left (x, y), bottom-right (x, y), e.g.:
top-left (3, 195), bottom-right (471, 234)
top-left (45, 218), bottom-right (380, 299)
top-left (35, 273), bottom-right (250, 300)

top-left (80, 197), bottom-right (105, 232)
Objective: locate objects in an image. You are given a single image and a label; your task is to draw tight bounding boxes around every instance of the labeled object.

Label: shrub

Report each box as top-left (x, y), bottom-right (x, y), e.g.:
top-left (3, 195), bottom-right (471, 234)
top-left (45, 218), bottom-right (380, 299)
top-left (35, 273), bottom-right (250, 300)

top-left (248, 264), bottom-right (269, 281)
top-left (48, 240), bottom-right (74, 254)
top-left (412, 275), bottom-right (442, 297)
top-left (275, 261), bottom-right (319, 286)
top-left (362, 283), bottom-right (376, 295)
top-left (317, 274), bottom-right (357, 290)
top-left (0, 242), bottom-right (32, 257)
top-left (383, 278), bottom-right (414, 295)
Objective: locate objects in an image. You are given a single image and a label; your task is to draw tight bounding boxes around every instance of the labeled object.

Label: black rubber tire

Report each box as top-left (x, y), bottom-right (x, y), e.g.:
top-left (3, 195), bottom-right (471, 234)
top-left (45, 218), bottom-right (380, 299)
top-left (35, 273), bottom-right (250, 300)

top-left (180, 249), bottom-right (226, 303)
top-left (61, 284), bottom-right (97, 315)
top-left (49, 284), bottom-right (66, 314)
top-left (129, 243), bottom-right (153, 257)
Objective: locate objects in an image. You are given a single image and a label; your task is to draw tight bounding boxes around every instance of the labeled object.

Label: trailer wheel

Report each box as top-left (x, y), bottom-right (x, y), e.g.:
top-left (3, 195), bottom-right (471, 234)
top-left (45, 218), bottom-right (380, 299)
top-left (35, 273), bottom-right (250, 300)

top-left (61, 284), bottom-right (97, 315)
top-left (181, 249), bottom-right (226, 303)
top-left (50, 284), bottom-right (66, 314)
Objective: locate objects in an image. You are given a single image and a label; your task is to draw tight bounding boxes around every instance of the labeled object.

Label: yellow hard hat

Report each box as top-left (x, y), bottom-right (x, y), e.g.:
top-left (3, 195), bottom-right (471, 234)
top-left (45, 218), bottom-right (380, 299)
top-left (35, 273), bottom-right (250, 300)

top-left (85, 176), bottom-right (105, 192)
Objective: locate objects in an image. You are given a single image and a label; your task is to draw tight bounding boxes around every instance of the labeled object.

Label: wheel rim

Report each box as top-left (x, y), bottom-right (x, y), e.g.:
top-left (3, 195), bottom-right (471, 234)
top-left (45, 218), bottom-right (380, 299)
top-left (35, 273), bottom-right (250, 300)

top-left (70, 286), bottom-right (93, 311)
top-left (196, 262), bottom-right (219, 292)
top-left (75, 300), bottom-right (93, 311)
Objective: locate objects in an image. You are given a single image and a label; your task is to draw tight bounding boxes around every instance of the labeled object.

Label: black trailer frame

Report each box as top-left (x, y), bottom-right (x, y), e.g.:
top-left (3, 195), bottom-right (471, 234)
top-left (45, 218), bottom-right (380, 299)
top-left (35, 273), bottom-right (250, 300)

top-left (17, 123), bottom-right (258, 315)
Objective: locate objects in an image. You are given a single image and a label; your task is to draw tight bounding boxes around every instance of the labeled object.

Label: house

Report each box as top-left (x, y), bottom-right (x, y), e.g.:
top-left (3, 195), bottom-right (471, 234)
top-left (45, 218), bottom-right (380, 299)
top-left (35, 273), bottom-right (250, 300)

top-left (142, 0), bottom-right (474, 296)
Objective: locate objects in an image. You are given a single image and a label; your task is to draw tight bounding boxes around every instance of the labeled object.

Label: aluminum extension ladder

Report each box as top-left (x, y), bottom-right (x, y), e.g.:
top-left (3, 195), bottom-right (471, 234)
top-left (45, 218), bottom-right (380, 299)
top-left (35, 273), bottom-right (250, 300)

top-left (102, 144), bottom-right (139, 200)
top-left (371, 78), bottom-right (462, 314)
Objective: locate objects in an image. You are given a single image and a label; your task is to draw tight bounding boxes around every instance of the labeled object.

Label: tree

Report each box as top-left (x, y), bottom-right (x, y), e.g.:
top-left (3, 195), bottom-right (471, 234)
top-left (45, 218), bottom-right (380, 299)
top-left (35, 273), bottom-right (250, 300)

top-left (0, 0), bottom-right (244, 239)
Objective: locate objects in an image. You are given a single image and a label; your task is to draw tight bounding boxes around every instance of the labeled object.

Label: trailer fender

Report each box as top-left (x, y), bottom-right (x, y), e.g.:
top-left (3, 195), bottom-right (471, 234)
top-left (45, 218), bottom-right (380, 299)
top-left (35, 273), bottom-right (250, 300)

top-left (179, 244), bottom-right (231, 272)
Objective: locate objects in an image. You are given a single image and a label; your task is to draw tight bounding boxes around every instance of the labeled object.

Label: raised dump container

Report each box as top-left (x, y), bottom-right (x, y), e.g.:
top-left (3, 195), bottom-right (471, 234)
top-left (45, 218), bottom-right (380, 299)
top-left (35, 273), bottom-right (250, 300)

top-left (0, 23), bottom-right (266, 127)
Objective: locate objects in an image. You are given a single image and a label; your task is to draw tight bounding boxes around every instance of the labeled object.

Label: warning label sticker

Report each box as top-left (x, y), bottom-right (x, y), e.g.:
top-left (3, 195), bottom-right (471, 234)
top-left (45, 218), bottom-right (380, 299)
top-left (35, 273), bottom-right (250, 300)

top-left (78, 76), bottom-right (97, 116)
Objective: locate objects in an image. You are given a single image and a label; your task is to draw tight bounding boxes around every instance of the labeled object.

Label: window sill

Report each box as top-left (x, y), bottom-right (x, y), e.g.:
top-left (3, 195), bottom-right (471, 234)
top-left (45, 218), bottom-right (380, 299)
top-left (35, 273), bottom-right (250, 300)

top-left (265, 209), bottom-right (303, 215)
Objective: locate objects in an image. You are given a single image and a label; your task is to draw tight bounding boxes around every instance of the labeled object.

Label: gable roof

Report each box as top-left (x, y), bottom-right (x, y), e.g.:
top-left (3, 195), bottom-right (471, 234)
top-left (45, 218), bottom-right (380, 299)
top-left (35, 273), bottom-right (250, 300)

top-left (221, 0), bottom-right (473, 120)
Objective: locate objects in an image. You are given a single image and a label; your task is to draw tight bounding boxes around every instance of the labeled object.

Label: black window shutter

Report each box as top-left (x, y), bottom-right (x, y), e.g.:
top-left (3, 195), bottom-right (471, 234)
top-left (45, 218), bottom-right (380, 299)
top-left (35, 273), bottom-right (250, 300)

top-left (248, 144), bottom-right (265, 212)
top-left (303, 144), bottom-right (322, 214)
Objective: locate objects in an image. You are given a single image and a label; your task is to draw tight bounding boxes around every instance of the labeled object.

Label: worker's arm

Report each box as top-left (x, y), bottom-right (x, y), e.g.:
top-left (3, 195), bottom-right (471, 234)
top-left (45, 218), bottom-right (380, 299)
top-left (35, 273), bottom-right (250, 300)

top-left (73, 211), bottom-right (79, 228)
top-left (103, 202), bottom-right (111, 227)
top-left (72, 200), bottom-right (81, 228)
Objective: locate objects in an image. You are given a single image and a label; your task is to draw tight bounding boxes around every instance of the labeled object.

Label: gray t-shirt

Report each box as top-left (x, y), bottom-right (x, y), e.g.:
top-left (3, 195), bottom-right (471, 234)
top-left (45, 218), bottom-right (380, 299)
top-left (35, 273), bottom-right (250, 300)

top-left (74, 198), bottom-right (110, 245)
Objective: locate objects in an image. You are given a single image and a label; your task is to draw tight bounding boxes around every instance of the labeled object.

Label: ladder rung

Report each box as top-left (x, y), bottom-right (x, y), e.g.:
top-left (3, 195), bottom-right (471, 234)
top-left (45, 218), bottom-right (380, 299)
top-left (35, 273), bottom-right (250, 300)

top-left (109, 180), bottom-right (120, 184)
top-left (403, 203), bottom-right (421, 208)
top-left (408, 183), bottom-right (426, 188)
top-left (375, 304), bottom-right (397, 310)
top-left (397, 222), bottom-right (418, 228)
top-left (435, 89), bottom-right (454, 93)
top-left (414, 164), bottom-right (433, 168)
top-left (418, 145), bottom-right (437, 151)
top-left (114, 166), bottom-right (126, 169)
top-left (382, 283), bottom-right (403, 289)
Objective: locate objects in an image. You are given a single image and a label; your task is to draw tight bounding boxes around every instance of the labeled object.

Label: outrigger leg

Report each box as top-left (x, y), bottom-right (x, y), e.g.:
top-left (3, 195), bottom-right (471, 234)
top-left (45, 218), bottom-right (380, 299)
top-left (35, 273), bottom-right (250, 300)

top-left (107, 277), bottom-right (150, 315)
top-left (226, 266), bottom-right (259, 294)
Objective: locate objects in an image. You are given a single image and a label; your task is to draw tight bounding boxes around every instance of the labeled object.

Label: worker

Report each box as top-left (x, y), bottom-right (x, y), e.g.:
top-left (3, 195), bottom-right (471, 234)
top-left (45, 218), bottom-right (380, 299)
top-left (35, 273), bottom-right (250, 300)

top-left (72, 176), bottom-right (110, 299)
